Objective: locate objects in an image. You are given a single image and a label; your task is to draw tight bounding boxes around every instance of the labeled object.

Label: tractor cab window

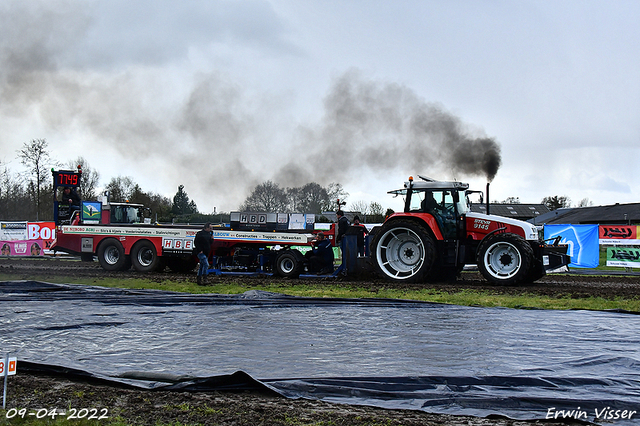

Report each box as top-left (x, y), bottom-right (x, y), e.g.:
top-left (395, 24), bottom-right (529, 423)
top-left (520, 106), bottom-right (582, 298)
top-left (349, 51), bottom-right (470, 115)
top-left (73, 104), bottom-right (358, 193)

top-left (111, 205), bottom-right (141, 224)
top-left (411, 189), bottom-right (459, 238)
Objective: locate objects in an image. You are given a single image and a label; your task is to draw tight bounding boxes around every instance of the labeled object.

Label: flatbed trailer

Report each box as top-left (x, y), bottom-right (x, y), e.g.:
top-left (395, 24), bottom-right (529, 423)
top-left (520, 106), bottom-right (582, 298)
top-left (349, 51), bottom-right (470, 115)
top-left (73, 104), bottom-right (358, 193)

top-left (51, 168), bottom-right (333, 276)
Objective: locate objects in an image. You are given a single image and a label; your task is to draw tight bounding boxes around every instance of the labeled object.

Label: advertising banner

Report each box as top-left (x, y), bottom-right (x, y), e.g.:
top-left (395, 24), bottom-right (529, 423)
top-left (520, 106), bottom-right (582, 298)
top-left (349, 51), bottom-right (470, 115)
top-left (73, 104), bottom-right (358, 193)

top-left (81, 201), bottom-right (102, 223)
top-left (599, 225), bottom-right (640, 245)
top-left (544, 224), bottom-right (599, 268)
top-left (1, 221), bottom-right (56, 256)
top-left (606, 247), bottom-right (640, 268)
top-left (0, 222), bottom-right (27, 240)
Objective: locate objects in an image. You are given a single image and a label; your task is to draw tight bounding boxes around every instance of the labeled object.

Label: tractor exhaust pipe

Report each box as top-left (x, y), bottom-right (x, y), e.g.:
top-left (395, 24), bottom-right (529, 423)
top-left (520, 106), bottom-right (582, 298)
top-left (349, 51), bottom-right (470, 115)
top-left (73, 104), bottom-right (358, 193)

top-left (486, 182), bottom-right (490, 215)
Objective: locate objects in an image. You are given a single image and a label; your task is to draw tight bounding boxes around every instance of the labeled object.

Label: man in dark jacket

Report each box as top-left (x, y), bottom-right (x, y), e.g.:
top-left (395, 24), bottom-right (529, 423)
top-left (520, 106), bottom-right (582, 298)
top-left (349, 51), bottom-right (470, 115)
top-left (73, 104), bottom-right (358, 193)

top-left (351, 215), bottom-right (369, 256)
top-left (61, 187), bottom-right (81, 218)
top-left (306, 232), bottom-right (334, 274)
top-left (335, 210), bottom-right (350, 243)
top-left (193, 222), bottom-right (214, 285)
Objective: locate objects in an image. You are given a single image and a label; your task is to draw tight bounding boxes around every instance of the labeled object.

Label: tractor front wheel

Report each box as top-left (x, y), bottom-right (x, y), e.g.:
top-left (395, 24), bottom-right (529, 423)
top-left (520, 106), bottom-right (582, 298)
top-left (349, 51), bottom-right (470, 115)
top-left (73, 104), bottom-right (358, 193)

top-left (477, 233), bottom-right (533, 285)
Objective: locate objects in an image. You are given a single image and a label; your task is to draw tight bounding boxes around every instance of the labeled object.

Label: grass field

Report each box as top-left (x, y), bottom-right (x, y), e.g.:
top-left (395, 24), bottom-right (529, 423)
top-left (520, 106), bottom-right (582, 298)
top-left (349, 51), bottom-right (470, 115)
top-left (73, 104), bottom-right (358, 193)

top-left (3, 271), bottom-right (637, 313)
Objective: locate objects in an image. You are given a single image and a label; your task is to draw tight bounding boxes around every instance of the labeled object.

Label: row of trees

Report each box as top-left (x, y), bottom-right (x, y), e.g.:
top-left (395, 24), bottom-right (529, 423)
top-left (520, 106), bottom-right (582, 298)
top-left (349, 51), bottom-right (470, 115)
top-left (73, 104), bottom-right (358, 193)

top-left (238, 181), bottom-right (395, 222)
top-left (499, 195), bottom-right (592, 210)
top-left (3, 139), bottom-right (373, 223)
top-left (0, 139), bottom-right (206, 222)
top-left (3, 138), bottom-right (596, 223)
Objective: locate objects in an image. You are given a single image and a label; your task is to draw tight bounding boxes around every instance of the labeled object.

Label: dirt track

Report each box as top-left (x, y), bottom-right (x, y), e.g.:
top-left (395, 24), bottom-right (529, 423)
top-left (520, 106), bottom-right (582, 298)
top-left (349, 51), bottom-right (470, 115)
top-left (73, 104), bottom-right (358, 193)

top-left (1, 257), bottom-right (638, 425)
top-left (2, 256), bottom-right (640, 299)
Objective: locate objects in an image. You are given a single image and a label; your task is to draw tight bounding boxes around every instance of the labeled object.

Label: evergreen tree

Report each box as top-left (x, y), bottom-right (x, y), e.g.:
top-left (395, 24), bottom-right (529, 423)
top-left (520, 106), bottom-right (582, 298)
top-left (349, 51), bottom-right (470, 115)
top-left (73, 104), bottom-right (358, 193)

top-left (171, 185), bottom-right (198, 216)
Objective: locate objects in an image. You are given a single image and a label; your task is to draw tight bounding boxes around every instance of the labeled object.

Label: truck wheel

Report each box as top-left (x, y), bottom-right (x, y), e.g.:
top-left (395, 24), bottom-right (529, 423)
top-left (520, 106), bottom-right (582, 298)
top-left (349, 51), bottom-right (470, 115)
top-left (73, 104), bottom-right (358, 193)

top-left (477, 233), bottom-right (533, 285)
top-left (97, 239), bottom-right (129, 271)
top-left (275, 250), bottom-right (303, 278)
top-left (372, 220), bottom-right (435, 282)
top-left (131, 240), bottom-right (161, 272)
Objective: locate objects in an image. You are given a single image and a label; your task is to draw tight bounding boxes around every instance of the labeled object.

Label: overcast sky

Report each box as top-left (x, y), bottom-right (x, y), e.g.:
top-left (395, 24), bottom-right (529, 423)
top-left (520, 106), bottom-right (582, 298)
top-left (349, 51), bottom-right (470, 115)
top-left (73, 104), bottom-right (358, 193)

top-left (1, 0), bottom-right (639, 214)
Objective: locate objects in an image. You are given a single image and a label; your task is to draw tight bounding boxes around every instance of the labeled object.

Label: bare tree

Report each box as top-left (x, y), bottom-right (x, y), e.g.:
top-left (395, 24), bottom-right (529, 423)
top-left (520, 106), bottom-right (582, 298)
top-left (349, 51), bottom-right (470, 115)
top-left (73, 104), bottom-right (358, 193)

top-left (501, 196), bottom-right (521, 204)
top-left (324, 182), bottom-right (349, 212)
top-left (240, 181), bottom-right (288, 212)
top-left (368, 201), bottom-right (385, 222)
top-left (577, 198), bottom-right (593, 207)
top-left (17, 138), bottom-right (58, 220)
top-left (294, 183), bottom-right (329, 214)
top-left (67, 157), bottom-right (100, 200)
top-left (104, 176), bottom-right (137, 202)
top-left (0, 162), bottom-right (31, 220)
top-left (542, 195), bottom-right (572, 211)
top-left (350, 200), bottom-right (369, 216)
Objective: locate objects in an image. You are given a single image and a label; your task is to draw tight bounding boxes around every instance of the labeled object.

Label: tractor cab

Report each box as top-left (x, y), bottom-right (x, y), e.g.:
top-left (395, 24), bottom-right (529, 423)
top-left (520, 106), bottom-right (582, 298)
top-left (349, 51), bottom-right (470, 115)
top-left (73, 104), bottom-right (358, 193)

top-left (388, 176), bottom-right (469, 239)
top-left (108, 203), bottom-right (147, 224)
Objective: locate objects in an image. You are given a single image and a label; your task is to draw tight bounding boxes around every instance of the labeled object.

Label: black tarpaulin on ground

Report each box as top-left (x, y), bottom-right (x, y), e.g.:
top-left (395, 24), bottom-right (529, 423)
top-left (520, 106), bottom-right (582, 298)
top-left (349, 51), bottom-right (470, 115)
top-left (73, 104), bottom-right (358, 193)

top-left (2, 281), bottom-right (639, 423)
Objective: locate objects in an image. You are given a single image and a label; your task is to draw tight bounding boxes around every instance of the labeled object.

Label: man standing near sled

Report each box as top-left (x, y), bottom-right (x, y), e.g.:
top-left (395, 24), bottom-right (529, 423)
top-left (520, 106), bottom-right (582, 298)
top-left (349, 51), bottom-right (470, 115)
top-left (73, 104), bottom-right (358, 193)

top-left (194, 222), bottom-right (214, 285)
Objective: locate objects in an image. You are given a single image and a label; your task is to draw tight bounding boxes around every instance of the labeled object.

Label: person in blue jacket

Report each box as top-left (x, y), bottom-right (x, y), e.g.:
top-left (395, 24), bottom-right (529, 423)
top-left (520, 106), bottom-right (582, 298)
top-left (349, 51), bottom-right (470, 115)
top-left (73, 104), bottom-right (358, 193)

top-left (306, 232), bottom-right (334, 275)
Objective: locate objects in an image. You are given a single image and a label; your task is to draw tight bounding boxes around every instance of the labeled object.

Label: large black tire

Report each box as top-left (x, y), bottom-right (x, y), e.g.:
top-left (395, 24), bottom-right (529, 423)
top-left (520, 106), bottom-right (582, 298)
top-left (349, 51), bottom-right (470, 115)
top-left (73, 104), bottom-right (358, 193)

top-left (371, 219), bottom-right (436, 282)
top-left (524, 261), bottom-right (546, 283)
top-left (476, 233), bottom-right (533, 285)
top-left (275, 250), bottom-right (304, 278)
top-left (131, 240), bottom-right (161, 272)
top-left (97, 238), bottom-right (130, 271)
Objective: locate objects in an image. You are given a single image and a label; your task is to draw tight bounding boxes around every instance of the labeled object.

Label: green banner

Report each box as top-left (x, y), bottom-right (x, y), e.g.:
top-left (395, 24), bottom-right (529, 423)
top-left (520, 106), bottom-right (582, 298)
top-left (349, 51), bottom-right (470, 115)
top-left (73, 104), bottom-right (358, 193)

top-left (606, 247), bottom-right (640, 268)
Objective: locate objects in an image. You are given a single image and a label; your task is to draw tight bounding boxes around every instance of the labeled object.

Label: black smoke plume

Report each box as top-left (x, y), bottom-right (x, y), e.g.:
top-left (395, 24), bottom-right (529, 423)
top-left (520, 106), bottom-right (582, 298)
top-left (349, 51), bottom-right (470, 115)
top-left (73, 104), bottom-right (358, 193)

top-left (276, 70), bottom-right (501, 186)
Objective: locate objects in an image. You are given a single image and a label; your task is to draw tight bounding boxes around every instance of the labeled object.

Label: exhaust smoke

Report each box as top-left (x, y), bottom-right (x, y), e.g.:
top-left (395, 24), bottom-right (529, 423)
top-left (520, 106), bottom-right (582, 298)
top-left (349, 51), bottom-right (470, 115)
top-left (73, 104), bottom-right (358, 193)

top-left (0, 2), bottom-right (502, 209)
top-left (276, 70), bottom-right (502, 187)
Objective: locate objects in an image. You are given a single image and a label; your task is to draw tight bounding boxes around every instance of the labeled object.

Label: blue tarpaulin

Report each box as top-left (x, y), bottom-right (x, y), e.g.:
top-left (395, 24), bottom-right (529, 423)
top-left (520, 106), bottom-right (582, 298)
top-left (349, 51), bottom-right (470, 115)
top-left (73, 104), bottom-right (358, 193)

top-left (1, 281), bottom-right (639, 423)
top-left (545, 224), bottom-right (600, 268)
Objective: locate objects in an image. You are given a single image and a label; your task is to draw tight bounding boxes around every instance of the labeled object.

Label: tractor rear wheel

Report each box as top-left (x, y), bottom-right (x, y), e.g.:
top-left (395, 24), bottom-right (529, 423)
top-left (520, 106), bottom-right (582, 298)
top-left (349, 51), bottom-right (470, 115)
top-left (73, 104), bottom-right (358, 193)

top-left (371, 219), bottom-right (436, 282)
top-left (476, 233), bottom-right (533, 285)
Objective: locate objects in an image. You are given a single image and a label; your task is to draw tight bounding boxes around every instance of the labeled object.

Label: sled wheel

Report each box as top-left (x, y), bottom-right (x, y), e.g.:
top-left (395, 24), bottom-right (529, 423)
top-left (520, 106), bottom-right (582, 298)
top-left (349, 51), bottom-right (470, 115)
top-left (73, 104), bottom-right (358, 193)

top-left (131, 240), bottom-right (161, 272)
top-left (372, 219), bottom-right (435, 282)
top-left (477, 233), bottom-right (533, 285)
top-left (98, 238), bottom-right (129, 271)
top-left (275, 250), bottom-right (304, 278)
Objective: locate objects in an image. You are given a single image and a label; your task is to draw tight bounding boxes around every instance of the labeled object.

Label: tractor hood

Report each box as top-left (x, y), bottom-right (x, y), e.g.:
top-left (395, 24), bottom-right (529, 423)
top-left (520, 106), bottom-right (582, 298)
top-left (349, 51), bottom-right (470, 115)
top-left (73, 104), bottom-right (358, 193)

top-left (466, 211), bottom-right (539, 241)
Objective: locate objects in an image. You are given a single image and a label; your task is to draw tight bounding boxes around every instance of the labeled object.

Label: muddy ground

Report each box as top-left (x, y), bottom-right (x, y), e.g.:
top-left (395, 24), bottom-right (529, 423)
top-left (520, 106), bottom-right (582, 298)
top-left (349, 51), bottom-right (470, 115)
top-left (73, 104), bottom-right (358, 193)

top-left (1, 257), bottom-right (638, 425)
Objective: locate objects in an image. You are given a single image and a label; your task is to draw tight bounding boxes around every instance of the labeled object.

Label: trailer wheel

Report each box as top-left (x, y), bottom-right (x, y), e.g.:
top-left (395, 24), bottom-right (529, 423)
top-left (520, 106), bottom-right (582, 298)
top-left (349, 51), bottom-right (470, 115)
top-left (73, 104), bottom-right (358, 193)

top-left (477, 233), bottom-right (533, 285)
top-left (97, 238), bottom-right (129, 271)
top-left (275, 250), bottom-right (303, 278)
top-left (131, 240), bottom-right (161, 272)
top-left (372, 220), bottom-right (435, 282)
